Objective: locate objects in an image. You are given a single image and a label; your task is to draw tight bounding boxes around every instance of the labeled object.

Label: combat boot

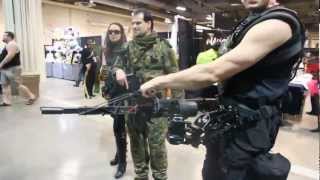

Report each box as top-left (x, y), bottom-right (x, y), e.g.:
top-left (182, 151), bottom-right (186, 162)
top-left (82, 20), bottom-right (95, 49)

top-left (115, 134), bottom-right (127, 178)
top-left (110, 154), bottom-right (118, 166)
top-left (114, 162), bottom-right (126, 179)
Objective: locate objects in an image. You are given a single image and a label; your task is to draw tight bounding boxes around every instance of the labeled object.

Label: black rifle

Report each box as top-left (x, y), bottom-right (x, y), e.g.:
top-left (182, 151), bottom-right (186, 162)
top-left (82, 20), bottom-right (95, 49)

top-left (40, 90), bottom-right (240, 148)
top-left (41, 73), bottom-right (240, 147)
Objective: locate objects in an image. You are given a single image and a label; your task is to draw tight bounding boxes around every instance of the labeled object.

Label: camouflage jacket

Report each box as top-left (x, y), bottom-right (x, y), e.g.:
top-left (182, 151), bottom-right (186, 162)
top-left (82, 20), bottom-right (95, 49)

top-left (128, 36), bottom-right (178, 82)
top-left (114, 33), bottom-right (179, 96)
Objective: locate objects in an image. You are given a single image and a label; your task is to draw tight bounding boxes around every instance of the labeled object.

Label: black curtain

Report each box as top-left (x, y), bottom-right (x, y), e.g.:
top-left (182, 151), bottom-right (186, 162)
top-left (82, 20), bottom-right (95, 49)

top-left (178, 19), bottom-right (198, 70)
top-left (282, 84), bottom-right (306, 115)
top-left (178, 19), bottom-right (204, 98)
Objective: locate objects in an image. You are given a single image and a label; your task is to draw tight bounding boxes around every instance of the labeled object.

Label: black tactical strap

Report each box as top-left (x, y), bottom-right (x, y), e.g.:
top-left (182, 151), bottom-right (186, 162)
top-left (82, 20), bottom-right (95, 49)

top-left (231, 6), bottom-right (305, 61)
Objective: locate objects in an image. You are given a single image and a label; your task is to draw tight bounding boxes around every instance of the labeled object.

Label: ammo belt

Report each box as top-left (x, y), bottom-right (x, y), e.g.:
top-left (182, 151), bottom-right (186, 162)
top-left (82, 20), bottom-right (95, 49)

top-left (222, 97), bottom-right (280, 126)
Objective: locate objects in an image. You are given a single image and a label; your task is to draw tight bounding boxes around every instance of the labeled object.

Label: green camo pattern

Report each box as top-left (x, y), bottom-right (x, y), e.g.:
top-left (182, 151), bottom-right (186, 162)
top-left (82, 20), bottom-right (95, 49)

top-left (126, 34), bottom-right (178, 180)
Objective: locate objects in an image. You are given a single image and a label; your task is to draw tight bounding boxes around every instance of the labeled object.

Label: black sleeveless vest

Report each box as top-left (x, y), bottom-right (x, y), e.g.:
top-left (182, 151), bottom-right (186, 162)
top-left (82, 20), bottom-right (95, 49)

top-left (223, 6), bottom-right (305, 103)
top-left (0, 47), bottom-right (21, 69)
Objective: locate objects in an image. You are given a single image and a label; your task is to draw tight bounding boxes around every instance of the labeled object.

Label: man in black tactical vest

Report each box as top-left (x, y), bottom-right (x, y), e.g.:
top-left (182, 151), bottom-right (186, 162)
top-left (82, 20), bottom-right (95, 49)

top-left (140, 0), bottom-right (305, 180)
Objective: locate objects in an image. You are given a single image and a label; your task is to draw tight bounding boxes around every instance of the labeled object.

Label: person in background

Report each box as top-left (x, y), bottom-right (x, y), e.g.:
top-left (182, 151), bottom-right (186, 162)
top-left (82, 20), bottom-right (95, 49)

top-left (195, 41), bottom-right (221, 97)
top-left (93, 44), bottom-right (102, 94)
top-left (73, 53), bottom-right (85, 87)
top-left (196, 41), bottom-right (220, 65)
top-left (305, 55), bottom-right (319, 132)
top-left (0, 31), bottom-right (36, 106)
top-left (306, 66), bottom-right (319, 117)
top-left (81, 40), bottom-right (97, 99)
top-left (0, 80), bottom-right (2, 95)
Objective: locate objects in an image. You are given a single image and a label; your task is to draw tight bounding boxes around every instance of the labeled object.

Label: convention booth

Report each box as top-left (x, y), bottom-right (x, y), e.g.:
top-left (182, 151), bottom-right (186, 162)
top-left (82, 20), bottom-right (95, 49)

top-left (44, 27), bottom-right (102, 81)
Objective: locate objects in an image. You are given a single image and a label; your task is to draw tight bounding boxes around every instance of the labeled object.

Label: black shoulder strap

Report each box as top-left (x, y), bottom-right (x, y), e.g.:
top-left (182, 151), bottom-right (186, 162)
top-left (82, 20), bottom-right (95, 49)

top-left (232, 6), bottom-right (305, 60)
top-left (234, 6), bottom-right (304, 44)
top-left (260, 7), bottom-right (305, 80)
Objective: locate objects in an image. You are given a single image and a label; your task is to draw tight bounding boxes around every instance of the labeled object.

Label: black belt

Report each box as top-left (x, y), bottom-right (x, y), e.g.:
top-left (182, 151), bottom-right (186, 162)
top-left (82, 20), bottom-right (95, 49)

top-left (232, 97), bottom-right (281, 110)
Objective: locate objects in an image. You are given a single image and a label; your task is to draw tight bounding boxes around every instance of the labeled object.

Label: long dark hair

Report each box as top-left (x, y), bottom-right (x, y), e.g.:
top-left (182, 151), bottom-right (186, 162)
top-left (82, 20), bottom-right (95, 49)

top-left (104, 23), bottom-right (127, 58)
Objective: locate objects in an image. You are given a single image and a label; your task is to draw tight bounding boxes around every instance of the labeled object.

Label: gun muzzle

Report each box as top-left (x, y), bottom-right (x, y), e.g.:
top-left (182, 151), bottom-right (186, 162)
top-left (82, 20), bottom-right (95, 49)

top-left (40, 107), bottom-right (66, 114)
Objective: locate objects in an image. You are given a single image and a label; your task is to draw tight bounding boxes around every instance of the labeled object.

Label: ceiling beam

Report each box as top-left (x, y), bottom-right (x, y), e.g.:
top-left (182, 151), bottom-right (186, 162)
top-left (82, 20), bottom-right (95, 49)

top-left (43, 0), bottom-right (131, 18)
top-left (93, 0), bottom-right (172, 19)
top-left (124, 0), bottom-right (192, 17)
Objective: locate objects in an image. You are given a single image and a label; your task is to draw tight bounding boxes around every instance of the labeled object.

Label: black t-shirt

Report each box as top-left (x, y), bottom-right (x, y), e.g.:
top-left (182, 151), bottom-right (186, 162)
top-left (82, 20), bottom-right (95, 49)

top-left (81, 48), bottom-right (94, 65)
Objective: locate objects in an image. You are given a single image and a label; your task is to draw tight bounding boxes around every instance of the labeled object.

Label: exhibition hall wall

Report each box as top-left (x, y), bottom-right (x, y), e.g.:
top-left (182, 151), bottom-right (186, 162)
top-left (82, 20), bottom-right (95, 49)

top-left (42, 1), bottom-right (170, 45)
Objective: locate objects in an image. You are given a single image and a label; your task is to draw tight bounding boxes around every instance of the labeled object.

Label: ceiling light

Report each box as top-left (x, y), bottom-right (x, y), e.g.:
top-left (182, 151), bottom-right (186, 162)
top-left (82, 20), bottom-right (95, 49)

top-left (222, 12), bottom-right (230, 17)
top-left (164, 18), bottom-right (173, 24)
top-left (196, 25), bottom-right (211, 31)
top-left (230, 3), bottom-right (242, 7)
top-left (196, 29), bottom-right (204, 33)
top-left (206, 15), bottom-right (212, 20)
top-left (74, 0), bottom-right (96, 8)
top-left (176, 6), bottom-right (186, 11)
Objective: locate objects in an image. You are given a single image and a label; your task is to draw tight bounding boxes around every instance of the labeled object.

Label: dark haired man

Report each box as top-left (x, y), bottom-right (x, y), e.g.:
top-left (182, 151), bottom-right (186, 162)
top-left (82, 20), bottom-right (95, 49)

top-left (140, 0), bottom-right (305, 180)
top-left (115, 9), bottom-right (179, 180)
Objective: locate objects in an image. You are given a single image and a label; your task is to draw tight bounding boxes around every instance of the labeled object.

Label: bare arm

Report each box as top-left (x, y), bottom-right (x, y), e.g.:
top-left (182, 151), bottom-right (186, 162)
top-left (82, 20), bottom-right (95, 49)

top-left (140, 19), bottom-right (292, 95)
top-left (0, 43), bottom-right (18, 68)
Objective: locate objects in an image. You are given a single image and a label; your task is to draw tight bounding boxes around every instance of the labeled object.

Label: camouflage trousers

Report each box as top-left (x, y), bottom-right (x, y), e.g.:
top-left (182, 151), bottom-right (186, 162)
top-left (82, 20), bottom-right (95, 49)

top-left (127, 117), bottom-right (168, 180)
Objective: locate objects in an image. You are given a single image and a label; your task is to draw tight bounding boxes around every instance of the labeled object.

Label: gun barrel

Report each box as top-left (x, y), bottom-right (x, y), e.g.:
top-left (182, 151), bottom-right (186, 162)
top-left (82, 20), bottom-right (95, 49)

top-left (40, 107), bottom-right (109, 115)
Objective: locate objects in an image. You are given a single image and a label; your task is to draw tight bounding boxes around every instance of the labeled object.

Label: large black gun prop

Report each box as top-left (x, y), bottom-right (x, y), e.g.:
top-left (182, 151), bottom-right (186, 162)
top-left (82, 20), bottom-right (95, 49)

top-left (40, 91), bottom-right (240, 148)
top-left (41, 92), bottom-right (201, 117)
